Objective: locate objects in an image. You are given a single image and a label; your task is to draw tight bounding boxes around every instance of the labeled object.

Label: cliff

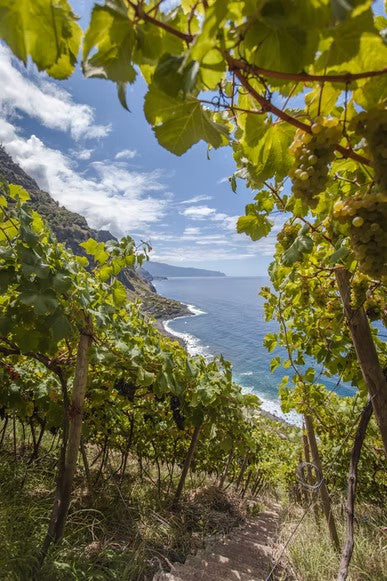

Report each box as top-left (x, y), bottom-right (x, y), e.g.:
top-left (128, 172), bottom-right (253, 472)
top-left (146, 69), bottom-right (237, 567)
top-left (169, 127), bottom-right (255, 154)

top-left (145, 261), bottom-right (226, 278)
top-left (0, 146), bottom-right (189, 320)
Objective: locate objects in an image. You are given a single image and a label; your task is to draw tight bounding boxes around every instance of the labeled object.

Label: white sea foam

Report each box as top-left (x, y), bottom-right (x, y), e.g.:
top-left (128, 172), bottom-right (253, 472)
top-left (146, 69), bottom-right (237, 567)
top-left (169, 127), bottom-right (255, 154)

top-left (163, 303), bottom-right (212, 359)
top-left (260, 398), bottom-right (302, 426)
top-left (164, 304), bottom-right (301, 425)
top-left (187, 303), bottom-right (207, 316)
top-left (239, 383), bottom-right (302, 426)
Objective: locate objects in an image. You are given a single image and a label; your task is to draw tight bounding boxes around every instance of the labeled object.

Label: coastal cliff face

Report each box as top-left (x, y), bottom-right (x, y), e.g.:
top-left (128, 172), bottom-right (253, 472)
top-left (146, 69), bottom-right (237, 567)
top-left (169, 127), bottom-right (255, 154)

top-left (0, 146), bottom-right (188, 320)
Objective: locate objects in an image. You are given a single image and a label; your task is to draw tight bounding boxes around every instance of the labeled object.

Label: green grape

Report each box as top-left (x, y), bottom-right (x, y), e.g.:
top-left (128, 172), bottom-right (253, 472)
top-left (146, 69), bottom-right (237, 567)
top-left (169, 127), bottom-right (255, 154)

top-left (352, 107), bottom-right (387, 193)
top-left (352, 216), bottom-right (364, 227)
top-left (333, 191), bottom-right (387, 279)
top-left (289, 118), bottom-right (341, 208)
top-left (277, 222), bottom-right (300, 250)
top-left (351, 276), bottom-right (368, 309)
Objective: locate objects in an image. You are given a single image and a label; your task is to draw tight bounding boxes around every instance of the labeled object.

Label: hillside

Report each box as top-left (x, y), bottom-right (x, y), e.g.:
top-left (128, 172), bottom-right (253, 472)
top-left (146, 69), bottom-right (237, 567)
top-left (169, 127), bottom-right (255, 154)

top-left (145, 261), bottom-right (226, 278)
top-left (0, 146), bottom-right (188, 319)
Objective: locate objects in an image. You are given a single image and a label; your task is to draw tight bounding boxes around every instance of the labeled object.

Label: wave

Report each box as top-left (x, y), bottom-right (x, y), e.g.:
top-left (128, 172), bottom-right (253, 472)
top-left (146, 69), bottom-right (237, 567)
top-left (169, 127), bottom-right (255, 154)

top-left (239, 383), bottom-right (302, 426)
top-left (259, 398), bottom-right (302, 426)
top-left (163, 303), bottom-right (212, 359)
top-left (187, 303), bottom-right (207, 316)
top-left (163, 303), bottom-right (301, 426)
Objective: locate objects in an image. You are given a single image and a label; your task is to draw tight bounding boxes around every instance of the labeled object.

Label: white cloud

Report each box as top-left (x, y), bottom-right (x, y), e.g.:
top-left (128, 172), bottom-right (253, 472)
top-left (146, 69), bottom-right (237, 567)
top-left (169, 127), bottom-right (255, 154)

top-left (0, 119), bottom-right (169, 236)
top-left (180, 204), bottom-right (238, 232)
top-left (212, 212), bottom-right (238, 231)
top-left (151, 231), bottom-right (277, 261)
top-left (0, 45), bottom-right (110, 140)
top-left (180, 195), bottom-right (213, 205)
top-left (115, 149), bottom-right (137, 160)
top-left (183, 227), bottom-right (201, 236)
top-left (181, 205), bottom-right (216, 219)
top-left (71, 148), bottom-right (94, 160)
top-left (0, 43), bottom-right (278, 267)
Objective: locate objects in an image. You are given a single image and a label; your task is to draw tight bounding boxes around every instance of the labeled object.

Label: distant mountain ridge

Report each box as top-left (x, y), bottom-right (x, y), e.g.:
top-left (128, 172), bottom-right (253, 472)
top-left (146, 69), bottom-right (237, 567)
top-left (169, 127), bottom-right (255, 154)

top-left (145, 261), bottom-right (226, 278)
top-left (0, 146), bottom-right (189, 319)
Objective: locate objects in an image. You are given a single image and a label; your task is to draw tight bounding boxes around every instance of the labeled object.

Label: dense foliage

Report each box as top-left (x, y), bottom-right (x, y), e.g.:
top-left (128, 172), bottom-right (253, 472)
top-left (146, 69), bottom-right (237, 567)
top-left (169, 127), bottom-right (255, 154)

top-left (0, 183), bottom-right (300, 569)
top-left (0, 1), bottom-right (386, 577)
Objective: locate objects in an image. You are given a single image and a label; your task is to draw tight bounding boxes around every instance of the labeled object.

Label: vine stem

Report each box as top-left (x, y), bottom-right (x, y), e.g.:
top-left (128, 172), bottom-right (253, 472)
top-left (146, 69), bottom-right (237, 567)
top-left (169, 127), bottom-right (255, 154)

top-left (226, 54), bottom-right (387, 84)
top-left (263, 181), bottom-right (334, 246)
top-left (335, 268), bottom-right (387, 457)
top-left (172, 422), bottom-right (202, 507)
top-left (125, 2), bottom-right (387, 83)
top-left (231, 67), bottom-right (371, 166)
top-left (337, 400), bottom-right (373, 581)
top-left (126, 0), bottom-right (194, 42)
top-left (123, 1), bottom-right (375, 167)
top-left (304, 414), bottom-right (340, 551)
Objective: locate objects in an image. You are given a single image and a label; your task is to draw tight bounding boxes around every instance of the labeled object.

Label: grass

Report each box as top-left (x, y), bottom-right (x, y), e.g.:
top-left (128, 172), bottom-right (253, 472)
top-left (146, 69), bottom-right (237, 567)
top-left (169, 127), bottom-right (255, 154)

top-left (2, 432), bottom-right (385, 580)
top-left (280, 502), bottom-right (387, 581)
top-left (0, 438), bottom-right (249, 580)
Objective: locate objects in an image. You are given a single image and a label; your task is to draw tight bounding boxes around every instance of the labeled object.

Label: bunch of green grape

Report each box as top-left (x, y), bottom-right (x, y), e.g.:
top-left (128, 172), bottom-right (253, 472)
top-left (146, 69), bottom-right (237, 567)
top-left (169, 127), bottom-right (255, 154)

top-left (350, 275), bottom-right (369, 309)
top-left (289, 118), bottom-right (342, 208)
top-left (277, 222), bottom-right (300, 249)
top-left (352, 106), bottom-right (387, 192)
top-left (333, 191), bottom-right (387, 279)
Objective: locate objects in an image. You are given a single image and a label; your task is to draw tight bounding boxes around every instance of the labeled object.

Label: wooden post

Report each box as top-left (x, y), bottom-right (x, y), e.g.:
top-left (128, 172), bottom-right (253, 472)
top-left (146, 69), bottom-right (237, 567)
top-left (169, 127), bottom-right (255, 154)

top-left (235, 452), bottom-right (249, 490)
top-left (173, 423), bottom-right (202, 507)
top-left (12, 412), bottom-right (17, 459)
top-left (303, 424), bottom-right (321, 519)
top-left (53, 320), bottom-right (92, 540)
top-left (0, 416), bottom-right (8, 449)
top-left (80, 437), bottom-right (93, 496)
top-left (40, 318), bottom-right (92, 564)
top-left (219, 447), bottom-right (234, 489)
top-left (337, 400), bottom-right (373, 581)
top-left (304, 414), bottom-right (340, 551)
top-left (335, 268), bottom-right (387, 457)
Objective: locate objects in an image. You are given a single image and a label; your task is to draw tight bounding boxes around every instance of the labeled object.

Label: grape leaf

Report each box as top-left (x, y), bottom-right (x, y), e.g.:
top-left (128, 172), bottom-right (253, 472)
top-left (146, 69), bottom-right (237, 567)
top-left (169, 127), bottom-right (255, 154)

top-left (83, 4), bottom-right (136, 83)
top-left (19, 291), bottom-right (59, 316)
top-left (145, 87), bottom-right (228, 155)
top-left (282, 234), bottom-right (314, 266)
top-left (245, 22), bottom-right (312, 73)
top-left (236, 214), bottom-right (273, 241)
top-left (0, 0), bottom-right (81, 79)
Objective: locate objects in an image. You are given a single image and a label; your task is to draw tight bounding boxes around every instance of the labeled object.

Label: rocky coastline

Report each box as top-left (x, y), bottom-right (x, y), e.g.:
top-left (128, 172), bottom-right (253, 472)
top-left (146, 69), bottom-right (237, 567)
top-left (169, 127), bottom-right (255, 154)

top-left (153, 306), bottom-right (290, 427)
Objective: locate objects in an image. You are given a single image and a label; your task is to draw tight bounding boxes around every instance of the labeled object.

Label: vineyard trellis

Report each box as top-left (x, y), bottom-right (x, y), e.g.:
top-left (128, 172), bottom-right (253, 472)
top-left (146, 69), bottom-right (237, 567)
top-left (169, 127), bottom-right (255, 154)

top-left (0, 1), bottom-right (386, 578)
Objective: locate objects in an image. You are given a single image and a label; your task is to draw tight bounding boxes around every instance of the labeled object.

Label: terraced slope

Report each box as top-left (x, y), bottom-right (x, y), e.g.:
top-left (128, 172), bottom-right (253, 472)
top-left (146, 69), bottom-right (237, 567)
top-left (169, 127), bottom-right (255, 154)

top-left (154, 505), bottom-right (291, 581)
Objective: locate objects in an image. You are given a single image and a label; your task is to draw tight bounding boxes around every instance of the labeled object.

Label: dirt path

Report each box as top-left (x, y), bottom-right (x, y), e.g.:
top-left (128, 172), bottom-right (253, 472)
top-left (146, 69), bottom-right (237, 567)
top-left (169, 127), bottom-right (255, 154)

top-left (153, 504), bottom-right (291, 581)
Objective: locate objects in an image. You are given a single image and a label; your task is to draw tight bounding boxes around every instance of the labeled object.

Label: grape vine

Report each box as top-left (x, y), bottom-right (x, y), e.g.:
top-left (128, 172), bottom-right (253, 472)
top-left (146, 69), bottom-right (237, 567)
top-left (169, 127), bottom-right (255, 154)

top-left (0, 2), bottom-right (386, 577)
top-left (289, 119), bottom-right (341, 209)
top-left (333, 191), bottom-right (387, 278)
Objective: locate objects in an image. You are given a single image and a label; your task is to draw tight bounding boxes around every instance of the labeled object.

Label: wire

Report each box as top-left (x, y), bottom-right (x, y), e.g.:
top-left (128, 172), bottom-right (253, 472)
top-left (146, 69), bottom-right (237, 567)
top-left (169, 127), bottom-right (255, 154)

top-left (296, 461), bottom-right (323, 491)
top-left (264, 397), bottom-right (373, 580)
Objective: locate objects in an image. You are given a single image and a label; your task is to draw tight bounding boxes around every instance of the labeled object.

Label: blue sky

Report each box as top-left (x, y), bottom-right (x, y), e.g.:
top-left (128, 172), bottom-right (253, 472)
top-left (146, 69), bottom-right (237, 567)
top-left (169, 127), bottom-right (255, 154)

top-left (0, 0), bottom-right (279, 276)
top-left (4, 0), bottom-right (383, 276)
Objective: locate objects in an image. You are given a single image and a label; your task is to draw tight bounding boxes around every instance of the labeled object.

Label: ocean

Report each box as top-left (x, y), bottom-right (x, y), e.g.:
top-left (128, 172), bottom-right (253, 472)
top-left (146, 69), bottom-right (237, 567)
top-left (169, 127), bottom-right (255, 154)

top-left (153, 276), bottom-right (356, 424)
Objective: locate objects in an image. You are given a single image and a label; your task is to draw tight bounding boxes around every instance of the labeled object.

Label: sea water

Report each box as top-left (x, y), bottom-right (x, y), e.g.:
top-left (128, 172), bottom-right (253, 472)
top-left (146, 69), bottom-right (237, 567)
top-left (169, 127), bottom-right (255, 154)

top-left (153, 276), bottom-right (356, 424)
